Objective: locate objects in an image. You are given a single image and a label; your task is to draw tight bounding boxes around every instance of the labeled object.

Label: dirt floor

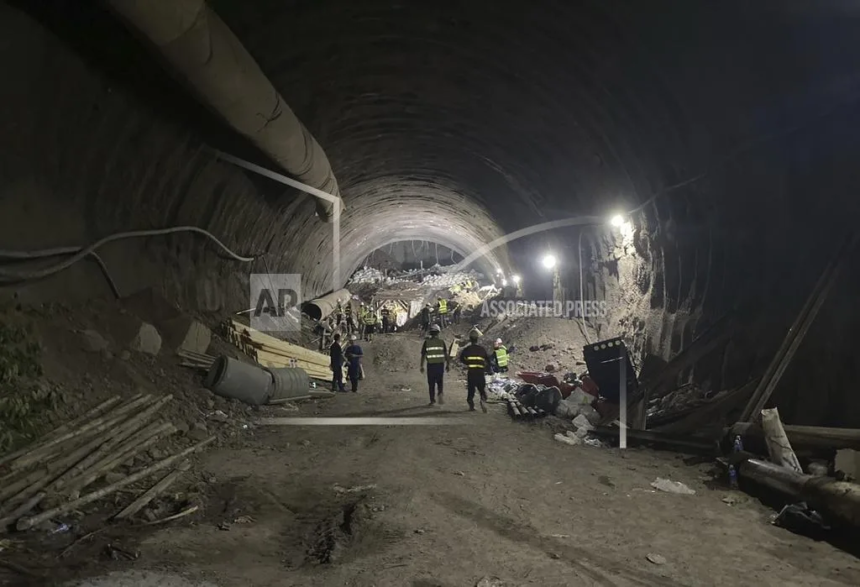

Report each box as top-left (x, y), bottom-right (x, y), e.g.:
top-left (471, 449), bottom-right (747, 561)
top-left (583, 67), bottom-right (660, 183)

top-left (2, 306), bottom-right (860, 587)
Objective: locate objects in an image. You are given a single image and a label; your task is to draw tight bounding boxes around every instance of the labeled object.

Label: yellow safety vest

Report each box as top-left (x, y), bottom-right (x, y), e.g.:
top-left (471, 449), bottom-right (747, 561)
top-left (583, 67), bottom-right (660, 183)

top-left (424, 338), bottom-right (446, 364)
top-left (364, 312), bottom-right (377, 325)
top-left (438, 299), bottom-right (448, 314)
top-left (463, 348), bottom-right (487, 371)
top-left (495, 346), bottom-right (508, 368)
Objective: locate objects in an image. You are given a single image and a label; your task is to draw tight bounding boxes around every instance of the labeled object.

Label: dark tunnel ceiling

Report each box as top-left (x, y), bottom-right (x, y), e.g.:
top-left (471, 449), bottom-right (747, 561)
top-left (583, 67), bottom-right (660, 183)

top-left (206, 0), bottom-right (860, 278)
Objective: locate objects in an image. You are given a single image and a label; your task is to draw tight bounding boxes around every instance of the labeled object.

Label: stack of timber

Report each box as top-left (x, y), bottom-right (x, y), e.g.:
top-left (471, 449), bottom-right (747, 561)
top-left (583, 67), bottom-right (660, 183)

top-left (224, 319), bottom-right (331, 380)
top-left (177, 349), bottom-right (217, 371)
top-left (0, 395), bottom-right (215, 532)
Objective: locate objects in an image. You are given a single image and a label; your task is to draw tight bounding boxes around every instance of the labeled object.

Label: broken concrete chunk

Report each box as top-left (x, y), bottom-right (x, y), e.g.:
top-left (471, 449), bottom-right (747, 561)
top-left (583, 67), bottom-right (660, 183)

top-left (544, 363), bottom-right (558, 372)
top-left (80, 329), bottom-right (110, 353)
top-left (130, 322), bottom-right (162, 355)
top-left (160, 316), bottom-right (211, 355)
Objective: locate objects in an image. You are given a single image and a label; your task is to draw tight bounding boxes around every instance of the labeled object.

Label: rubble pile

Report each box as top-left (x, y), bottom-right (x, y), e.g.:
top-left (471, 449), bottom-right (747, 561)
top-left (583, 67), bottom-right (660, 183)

top-left (348, 265), bottom-right (482, 291)
top-left (488, 375), bottom-right (603, 444)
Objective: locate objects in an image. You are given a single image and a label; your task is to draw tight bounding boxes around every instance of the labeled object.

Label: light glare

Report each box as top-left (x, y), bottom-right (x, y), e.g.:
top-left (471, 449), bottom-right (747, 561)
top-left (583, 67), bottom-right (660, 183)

top-left (542, 254), bottom-right (557, 270)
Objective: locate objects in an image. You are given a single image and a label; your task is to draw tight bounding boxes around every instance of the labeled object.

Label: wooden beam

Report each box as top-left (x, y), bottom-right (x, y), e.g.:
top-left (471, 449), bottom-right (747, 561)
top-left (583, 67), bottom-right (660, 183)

top-left (740, 231), bottom-right (858, 421)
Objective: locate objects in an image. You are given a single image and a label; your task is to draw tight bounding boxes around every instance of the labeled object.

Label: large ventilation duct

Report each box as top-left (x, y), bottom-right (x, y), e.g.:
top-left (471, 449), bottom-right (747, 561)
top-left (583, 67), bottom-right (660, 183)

top-left (105, 0), bottom-right (341, 221)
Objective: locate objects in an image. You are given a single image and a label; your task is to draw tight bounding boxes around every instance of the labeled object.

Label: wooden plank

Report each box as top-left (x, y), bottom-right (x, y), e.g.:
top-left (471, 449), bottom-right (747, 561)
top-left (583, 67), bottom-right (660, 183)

top-left (741, 231), bottom-right (858, 421)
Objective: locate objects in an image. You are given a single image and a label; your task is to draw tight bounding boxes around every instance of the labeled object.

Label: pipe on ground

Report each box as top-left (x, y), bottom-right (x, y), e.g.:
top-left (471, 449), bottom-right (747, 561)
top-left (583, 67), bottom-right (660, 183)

top-left (739, 458), bottom-right (860, 527)
top-left (302, 288), bottom-right (352, 321)
top-left (105, 0), bottom-right (340, 221)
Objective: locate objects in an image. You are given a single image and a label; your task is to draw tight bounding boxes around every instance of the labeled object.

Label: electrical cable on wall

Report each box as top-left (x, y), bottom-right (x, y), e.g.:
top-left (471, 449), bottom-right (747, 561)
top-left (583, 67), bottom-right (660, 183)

top-left (0, 226), bottom-right (256, 295)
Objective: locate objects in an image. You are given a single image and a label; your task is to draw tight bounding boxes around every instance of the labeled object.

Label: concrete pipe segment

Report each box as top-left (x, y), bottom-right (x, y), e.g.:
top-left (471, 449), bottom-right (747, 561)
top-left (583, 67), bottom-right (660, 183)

top-left (204, 356), bottom-right (273, 406)
top-left (302, 288), bottom-right (352, 321)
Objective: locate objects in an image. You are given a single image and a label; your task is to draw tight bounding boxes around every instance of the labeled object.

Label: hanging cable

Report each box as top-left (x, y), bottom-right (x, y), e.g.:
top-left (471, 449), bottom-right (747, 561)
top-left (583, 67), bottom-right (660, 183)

top-left (0, 226), bottom-right (255, 283)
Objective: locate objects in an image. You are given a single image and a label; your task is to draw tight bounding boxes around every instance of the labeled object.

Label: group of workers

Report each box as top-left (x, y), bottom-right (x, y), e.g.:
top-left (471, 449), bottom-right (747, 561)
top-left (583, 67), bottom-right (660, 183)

top-left (419, 324), bottom-right (509, 411)
top-left (420, 297), bottom-right (463, 332)
top-left (328, 292), bottom-right (511, 412)
top-left (329, 300), bottom-right (401, 343)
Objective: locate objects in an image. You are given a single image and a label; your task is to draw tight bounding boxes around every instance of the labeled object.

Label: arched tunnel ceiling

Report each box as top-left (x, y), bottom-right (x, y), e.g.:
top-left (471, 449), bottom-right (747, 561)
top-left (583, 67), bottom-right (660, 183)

top-left (204, 0), bottom-right (860, 289)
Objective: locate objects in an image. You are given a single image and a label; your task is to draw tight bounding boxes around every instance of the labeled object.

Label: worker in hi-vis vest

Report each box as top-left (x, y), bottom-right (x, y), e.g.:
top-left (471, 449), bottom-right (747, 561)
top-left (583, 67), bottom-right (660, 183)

top-left (357, 303), bottom-right (367, 339)
top-left (436, 297), bottom-right (449, 328)
top-left (459, 328), bottom-right (491, 412)
top-left (363, 307), bottom-right (378, 342)
top-left (491, 338), bottom-right (509, 375)
top-left (420, 324), bottom-right (450, 405)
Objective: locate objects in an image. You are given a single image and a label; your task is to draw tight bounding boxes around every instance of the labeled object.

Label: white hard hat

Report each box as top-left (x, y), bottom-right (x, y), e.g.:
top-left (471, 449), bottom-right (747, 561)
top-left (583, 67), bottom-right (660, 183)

top-left (350, 334), bottom-right (357, 341)
top-left (429, 324), bottom-right (441, 334)
top-left (495, 338), bottom-right (503, 345)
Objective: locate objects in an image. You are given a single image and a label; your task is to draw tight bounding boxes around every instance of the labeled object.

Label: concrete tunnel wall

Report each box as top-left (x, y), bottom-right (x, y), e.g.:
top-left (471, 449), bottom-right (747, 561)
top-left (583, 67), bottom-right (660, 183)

top-left (0, 2), bottom-right (507, 312)
top-left (3, 1), bottom-right (860, 427)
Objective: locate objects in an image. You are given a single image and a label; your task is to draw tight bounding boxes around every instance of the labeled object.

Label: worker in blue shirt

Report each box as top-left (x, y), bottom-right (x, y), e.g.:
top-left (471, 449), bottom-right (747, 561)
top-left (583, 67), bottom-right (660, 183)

top-left (344, 335), bottom-right (364, 392)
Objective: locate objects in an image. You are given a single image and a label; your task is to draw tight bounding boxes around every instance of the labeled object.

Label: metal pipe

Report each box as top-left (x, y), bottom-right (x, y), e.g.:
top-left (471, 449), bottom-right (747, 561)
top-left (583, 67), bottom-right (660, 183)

top-left (105, 0), bottom-right (341, 222)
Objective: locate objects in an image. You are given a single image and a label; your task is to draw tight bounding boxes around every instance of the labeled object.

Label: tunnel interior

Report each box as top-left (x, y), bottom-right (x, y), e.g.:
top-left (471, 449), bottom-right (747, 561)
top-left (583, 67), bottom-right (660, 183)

top-left (2, 0), bottom-right (860, 427)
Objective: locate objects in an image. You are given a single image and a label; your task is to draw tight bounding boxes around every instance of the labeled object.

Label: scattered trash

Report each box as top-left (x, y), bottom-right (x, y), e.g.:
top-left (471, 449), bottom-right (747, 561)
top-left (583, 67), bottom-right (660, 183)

top-left (104, 543), bottom-right (139, 561)
top-left (583, 438), bottom-right (604, 448)
top-left (50, 522), bottom-right (71, 535)
top-left (233, 515), bottom-right (255, 524)
top-left (572, 414), bottom-right (594, 433)
top-left (835, 449), bottom-right (859, 481)
top-left (650, 478), bottom-right (696, 495)
top-left (218, 522), bottom-right (231, 531)
top-left (475, 577), bottom-right (504, 587)
top-left (550, 533), bottom-right (570, 538)
top-left (208, 410), bottom-right (229, 423)
top-left (728, 465), bottom-right (739, 488)
top-left (721, 494), bottom-right (746, 506)
top-left (333, 483), bottom-right (377, 494)
top-left (554, 433), bottom-right (581, 446)
top-left (414, 528), bottom-right (425, 535)
top-left (772, 502), bottom-right (830, 538)
top-left (455, 471), bottom-right (466, 476)
top-left (646, 553), bottom-right (667, 565)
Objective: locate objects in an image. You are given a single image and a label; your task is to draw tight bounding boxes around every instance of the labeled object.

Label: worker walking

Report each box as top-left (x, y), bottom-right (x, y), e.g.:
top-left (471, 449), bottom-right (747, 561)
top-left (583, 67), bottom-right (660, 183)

top-left (381, 305), bottom-right (391, 334)
top-left (344, 334), bottom-right (364, 392)
top-left (335, 300), bottom-right (344, 329)
top-left (344, 301), bottom-right (354, 335)
top-left (420, 303), bottom-right (431, 333)
top-left (491, 338), bottom-right (509, 376)
top-left (329, 333), bottom-right (346, 392)
top-left (420, 324), bottom-right (450, 405)
top-left (357, 302), bottom-right (367, 339)
top-left (363, 308), bottom-right (378, 342)
top-left (437, 298), bottom-right (449, 329)
top-left (452, 301), bottom-right (462, 324)
top-left (459, 328), bottom-right (491, 412)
